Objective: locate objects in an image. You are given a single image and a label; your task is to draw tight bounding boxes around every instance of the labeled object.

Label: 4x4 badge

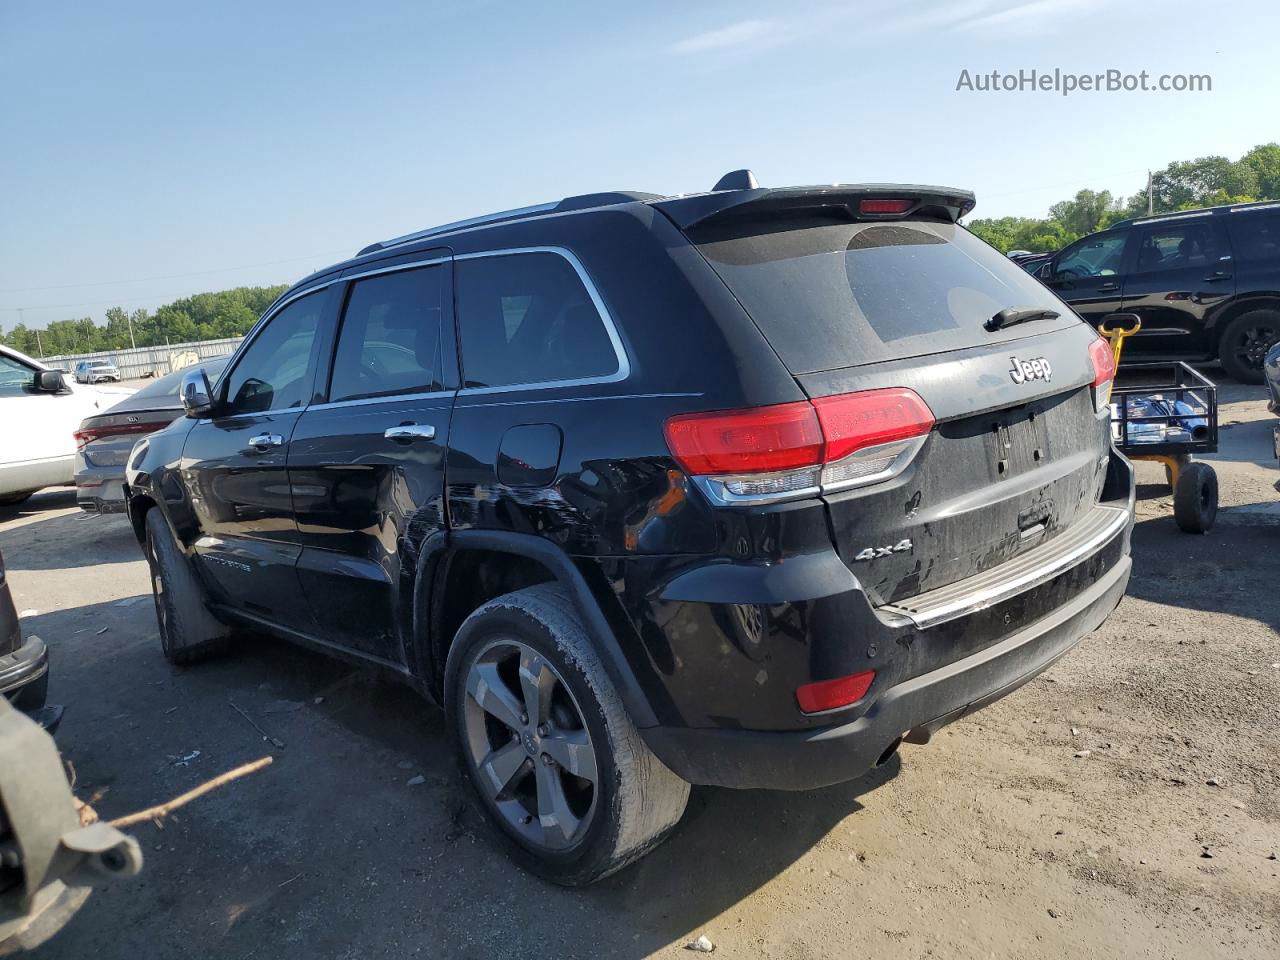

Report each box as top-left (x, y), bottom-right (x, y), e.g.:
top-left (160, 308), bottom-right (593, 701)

top-left (853, 539), bottom-right (913, 562)
top-left (1009, 356), bottom-right (1052, 384)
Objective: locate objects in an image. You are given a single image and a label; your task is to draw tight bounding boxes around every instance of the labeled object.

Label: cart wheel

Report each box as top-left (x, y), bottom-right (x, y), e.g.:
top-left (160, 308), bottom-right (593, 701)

top-left (1173, 462), bottom-right (1218, 534)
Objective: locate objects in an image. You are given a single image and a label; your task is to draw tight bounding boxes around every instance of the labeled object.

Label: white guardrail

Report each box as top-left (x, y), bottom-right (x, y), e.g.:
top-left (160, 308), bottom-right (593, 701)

top-left (38, 337), bottom-right (243, 381)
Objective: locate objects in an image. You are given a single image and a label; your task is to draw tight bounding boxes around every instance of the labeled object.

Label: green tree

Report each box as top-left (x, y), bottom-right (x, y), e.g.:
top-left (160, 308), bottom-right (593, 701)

top-left (1241, 142), bottom-right (1280, 199)
top-left (1048, 189), bottom-right (1117, 236)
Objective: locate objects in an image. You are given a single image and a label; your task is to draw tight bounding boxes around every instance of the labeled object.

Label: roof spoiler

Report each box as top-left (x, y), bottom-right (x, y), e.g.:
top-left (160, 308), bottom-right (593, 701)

top-left (654, 183), bottom-right (977, 231)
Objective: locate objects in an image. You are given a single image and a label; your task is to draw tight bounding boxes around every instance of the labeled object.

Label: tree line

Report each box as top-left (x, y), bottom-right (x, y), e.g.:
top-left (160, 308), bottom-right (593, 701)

top-left (0, 284), bottom-right (287, 359)
top-left (968, 142), bottom-right (1280, 253)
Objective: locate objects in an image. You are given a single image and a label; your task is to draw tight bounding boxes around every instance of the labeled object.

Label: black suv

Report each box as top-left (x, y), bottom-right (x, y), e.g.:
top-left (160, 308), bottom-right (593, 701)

top-left (125, 174), bottom-right (1135, 885)
top-left (1037, 201), bottom-right (1280, 382)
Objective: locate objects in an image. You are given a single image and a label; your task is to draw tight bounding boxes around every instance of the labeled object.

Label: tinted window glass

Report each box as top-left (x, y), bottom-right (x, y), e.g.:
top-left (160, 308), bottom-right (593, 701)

top-left (456, 252), bottom-right (619, 388)
top-left (222, 292), bottom-right (323, 415)
top-left (693, 220), bottom-right (1075, 374)
top-left (1054, 232), bottom-right (1127, 279)
top-left (0, 355), bottom-right (35, 396)
top-left (1228, 212), bottom-right (1280, 263)
top-left (1132, 222), bottom-right (1223, 274)
top-left (329, 266), bottom-right (445, 402)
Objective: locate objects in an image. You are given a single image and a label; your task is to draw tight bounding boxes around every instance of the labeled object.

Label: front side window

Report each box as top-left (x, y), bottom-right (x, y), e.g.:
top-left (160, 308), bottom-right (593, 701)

top-left (329, 265), bottom-right (445, 403)
top-left (221, 291), bottom-right (323, 415)
top-left (0, 354), bottom-right (35, 397)
top-left (1132, 222), bottom-right (1223, 274)
top-left (1054, 232), bottom-right (1127, 279)
top-left (455, 252), bottom-right (620, 389)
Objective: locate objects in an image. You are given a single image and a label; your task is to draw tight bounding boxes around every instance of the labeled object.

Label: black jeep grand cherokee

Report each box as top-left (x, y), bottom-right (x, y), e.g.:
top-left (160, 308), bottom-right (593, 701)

top-left (125, 173), bottom-right (1134, 884)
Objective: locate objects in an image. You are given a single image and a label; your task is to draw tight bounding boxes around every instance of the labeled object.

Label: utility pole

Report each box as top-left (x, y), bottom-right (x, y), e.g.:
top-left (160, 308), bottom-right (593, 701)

top-left (1147, 170), bottom-right (1154, 216)
top-left (127, 311), bottom-right (137, 350)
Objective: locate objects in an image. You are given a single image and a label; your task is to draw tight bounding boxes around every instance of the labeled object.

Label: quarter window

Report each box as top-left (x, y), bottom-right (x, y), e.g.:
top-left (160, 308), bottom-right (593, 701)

top-left (329, 265), bottom-right (446, 403)
top-left (456, 252), bottom-right (620, 389)
top-left (222, 291), bottom-right (324, 415)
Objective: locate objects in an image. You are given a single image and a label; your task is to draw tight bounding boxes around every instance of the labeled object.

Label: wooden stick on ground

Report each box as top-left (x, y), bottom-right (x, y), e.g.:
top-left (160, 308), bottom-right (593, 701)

top-left (108, 756), bottom-right (274, 828)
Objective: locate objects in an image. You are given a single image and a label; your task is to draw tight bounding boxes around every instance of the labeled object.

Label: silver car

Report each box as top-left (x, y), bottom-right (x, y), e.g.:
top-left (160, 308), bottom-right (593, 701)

top-left (73, 359), bottom-right (121, 383)
top-left (74, 357), bottom-right (229, 513)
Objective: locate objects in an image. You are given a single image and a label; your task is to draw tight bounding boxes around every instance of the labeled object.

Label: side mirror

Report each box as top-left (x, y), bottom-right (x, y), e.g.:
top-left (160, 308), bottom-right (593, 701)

top-left (34, 370), bottom-right (67, 393)
top-left (1035, 261), bottom-right (1054, 280)
top-left (180, 368), bottom-right (215, 417)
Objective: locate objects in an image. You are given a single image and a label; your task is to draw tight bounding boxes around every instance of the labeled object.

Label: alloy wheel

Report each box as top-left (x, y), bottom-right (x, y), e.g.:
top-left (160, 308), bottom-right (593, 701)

top-left (1234, 321), bottom-right (1278, 369)
top-left (461, 639), bottom-right (599, 851)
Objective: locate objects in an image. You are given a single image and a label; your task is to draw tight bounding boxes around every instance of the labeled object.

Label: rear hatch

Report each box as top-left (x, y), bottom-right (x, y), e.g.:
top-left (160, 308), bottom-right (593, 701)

top-left (679, 203), bottom-right (1114, 607)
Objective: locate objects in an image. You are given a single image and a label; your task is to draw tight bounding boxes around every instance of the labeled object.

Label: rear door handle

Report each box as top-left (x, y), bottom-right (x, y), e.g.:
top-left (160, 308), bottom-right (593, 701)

top-left (1097, 282), bottom-right (1119, 292)
top-left (1202, 273), bottom-right (1232, 282)
top-left (247, 433), bottom-right (283, 451)
top-left (384, 424), bottom-right (436, 443)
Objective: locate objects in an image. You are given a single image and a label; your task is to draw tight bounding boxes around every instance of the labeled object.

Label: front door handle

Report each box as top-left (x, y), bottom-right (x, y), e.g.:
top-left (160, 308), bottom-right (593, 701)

top-left (1098, 282), bottom-right (1119, 292)
top-left (1202, 273), bottom-right (1232, 282)
top-left (384, 423), bottom-right (436, 443)
top-left (247, 433), bottom-right (284, 451)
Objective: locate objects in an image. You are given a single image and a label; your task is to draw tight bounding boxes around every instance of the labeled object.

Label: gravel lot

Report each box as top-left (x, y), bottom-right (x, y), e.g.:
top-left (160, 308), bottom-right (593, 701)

top-left (3, 378), bottom-right (1277, 960)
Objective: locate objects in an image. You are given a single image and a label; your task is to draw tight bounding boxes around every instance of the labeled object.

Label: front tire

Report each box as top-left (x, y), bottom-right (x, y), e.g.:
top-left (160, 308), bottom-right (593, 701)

top-left (445, 584), bottom-right (689, 886)
top-left (1218, 309), bottom-right (1280, 384)
top-left (142, 508), bottom-right (230, 664)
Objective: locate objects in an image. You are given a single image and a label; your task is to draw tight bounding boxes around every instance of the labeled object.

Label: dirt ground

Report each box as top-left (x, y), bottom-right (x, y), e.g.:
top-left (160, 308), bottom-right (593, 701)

top-left (3, 379), bottom-right (1277, 960)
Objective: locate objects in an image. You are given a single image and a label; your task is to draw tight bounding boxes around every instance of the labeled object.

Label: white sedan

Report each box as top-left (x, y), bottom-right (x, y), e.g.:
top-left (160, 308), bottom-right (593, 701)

top-left (0, 344), bottom-right (133, 506)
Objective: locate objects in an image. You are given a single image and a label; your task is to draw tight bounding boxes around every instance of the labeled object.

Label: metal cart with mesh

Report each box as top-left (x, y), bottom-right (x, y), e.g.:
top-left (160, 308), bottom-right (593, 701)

top-left (1104, 316), bottom-right (1220, 533)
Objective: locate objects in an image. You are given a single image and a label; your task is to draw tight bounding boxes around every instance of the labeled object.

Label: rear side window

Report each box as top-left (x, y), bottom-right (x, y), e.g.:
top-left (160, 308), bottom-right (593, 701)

top-left (329, 266), bottom-right (446, 402)
top-left (455, 252), bottom-right (621, 389)
top-left (693, 219), bottom-right (1075, 374)
top-left (1228, 212), bottom-right (1280, 263)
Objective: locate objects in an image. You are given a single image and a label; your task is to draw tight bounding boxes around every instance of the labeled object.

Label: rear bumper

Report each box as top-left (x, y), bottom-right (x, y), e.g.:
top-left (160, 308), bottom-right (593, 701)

top-left (641, 550), bottom-right (1131, 790)
top-left (0, 634), bottom-right (49, 704)
top-left (75, 465), bottom-right (128, 513)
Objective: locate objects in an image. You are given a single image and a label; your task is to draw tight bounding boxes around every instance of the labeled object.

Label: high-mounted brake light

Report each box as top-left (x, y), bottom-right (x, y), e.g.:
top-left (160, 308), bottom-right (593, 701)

top-left (665, 388), bottom-right (934, 505)
top-left (859, 198), bottom-right (914, 215)
top-left (796, 669), bottom-right (876, 714)
top-left (1087, 336), bottom-right (1116, 412)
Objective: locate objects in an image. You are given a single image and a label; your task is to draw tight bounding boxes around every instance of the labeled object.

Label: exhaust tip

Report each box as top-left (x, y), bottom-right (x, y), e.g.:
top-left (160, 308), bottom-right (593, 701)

top-left (875, 736), bottom-right (903, 767)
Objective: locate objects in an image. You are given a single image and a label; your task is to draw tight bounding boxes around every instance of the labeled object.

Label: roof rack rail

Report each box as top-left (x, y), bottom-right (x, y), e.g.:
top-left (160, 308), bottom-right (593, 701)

top-left (355, 191), bottom-right (664, 256)
top-left (1115, 198), bottom-right (1280, 230)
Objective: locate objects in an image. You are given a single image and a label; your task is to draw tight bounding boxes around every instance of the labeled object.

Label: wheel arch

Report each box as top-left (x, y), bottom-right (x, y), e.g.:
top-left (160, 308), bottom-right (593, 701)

top-left (412, 531), bottom-right (659, 728)
top-left (1213, 292), bottom-right (1280, 347)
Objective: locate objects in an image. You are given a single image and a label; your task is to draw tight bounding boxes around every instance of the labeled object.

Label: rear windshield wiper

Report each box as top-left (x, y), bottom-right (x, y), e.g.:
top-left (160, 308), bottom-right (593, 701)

top-left (986, 307), bottom-right (1060, 332)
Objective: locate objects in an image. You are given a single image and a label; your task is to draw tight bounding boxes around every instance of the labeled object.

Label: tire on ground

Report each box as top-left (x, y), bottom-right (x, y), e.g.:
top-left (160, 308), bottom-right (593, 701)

top-left (1173, 461), bottom-right (1218, 534)
top-left (1218, 309), bottom-right (1280, 384)
top-left (143, 507), bottom-right (230, 664)
top-left (445, 583), bottom-right (689, 886)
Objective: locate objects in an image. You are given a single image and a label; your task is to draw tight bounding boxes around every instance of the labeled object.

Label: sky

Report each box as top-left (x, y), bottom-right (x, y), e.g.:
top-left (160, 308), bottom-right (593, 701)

top-left (2, 0), bottom-right (1278, 331)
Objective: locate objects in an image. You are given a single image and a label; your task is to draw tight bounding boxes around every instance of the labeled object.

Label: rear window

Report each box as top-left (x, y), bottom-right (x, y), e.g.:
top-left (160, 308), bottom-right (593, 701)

top-left (692, 219), bottom-right (1075, 374)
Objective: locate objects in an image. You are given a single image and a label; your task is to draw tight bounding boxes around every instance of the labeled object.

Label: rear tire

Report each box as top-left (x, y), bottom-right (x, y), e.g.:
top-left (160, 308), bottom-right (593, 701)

top-left (142, 508), bottom-right (230, 664)
top-left (1218, 309), bottom-right (1280, 384)
top-left (445, 583), bottom-right (689, 886)
top-left (1173, 462), bottom-right (1218, 534)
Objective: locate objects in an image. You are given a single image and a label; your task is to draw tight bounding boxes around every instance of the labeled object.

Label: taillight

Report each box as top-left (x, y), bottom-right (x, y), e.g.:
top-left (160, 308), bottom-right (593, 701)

top-left (796, 669), bottom-right (876, 714)
top-left (1087, 337), bottom-right (1116, 413)
top-left (664, 388), bottom-right (934, 505)
top-left (74, 420), bottom-right (167, 450)
top-left (859, 198), bottom-right (914, 215)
